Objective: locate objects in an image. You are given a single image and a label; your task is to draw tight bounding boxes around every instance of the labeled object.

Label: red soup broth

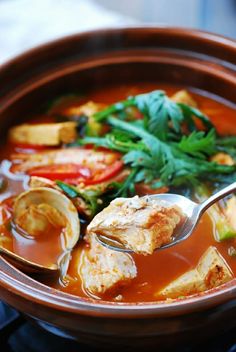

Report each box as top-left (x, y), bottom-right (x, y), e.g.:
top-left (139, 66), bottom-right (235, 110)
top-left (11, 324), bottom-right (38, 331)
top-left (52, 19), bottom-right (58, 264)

top-left (1, 83), bottom-right (236, 303)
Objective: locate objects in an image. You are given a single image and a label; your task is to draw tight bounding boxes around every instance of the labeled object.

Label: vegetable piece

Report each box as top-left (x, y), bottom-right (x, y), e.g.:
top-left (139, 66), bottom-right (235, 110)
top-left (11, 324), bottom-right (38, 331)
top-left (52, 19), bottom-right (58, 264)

top-left (215, 136), bottom-right (236, 161)
top-left (9, 122), bottom-right (77, 146)
top-left (28, 164), bottom-right (91, 181)
top-left (12, 143), bottom-right (49, 151)
top-left (177, 103), bottom-right (214, 131)
top-left (210, 152), bottom-right (234, 166)
top-left (178, 129), bottom-right (216, 159)
top-left (134, 90), bottom-right (184, 140)
top-left (104, 117), bottom-right (234, 188)
top-left (82, 160), bottom-right (123, 185)
top-left (56, 175), bottom-right (135, 217)
top-left (93, 90), bottom-right (214, 134)
top-left (28, 160), bottom-right (123, 185)
top-left (195, 185), bottom-right (236, 241)
top-left (56, 181), bottom-right (79, 199)
top-left (212, 208), bottom-right (236, 241)
top-left (224, 196), bottom-right (236, 232)
top-left (56, 181), bottom-right (104, 216)
top-left (77, 90), bottom-right (234, 191)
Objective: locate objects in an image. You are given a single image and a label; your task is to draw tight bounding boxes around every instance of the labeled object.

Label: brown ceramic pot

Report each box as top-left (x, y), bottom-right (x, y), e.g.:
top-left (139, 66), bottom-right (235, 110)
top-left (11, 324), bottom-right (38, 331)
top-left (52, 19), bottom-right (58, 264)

top-left (0, 27), bottom-right (236, 350)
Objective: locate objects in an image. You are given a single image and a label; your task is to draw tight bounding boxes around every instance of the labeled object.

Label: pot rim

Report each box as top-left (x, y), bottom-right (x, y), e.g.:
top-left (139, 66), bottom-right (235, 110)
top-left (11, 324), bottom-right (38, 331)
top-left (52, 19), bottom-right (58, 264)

top-left (0, 25), bottom-right (235, 72)
top-left (0, 26), bottom-right (236, 318)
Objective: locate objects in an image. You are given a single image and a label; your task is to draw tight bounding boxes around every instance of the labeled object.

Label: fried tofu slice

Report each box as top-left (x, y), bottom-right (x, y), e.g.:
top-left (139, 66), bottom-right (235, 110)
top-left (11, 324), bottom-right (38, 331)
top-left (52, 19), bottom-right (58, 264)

top-left (86, 196), bottom-right (185, 255)
top-left (159, 246), bottom-right (233, 299)
top-left (9, 122), bottom-right (77, 146)
top-left (80, 235), bottom-right (137, 295)
top-left (171, 90), bottom-right (197, 107)
top-left (210, 152), bottom-right (234, 166)
top-left (65, 101), bottom-right (106, 137)
top-left (65, 101), bottom-right (105, 117)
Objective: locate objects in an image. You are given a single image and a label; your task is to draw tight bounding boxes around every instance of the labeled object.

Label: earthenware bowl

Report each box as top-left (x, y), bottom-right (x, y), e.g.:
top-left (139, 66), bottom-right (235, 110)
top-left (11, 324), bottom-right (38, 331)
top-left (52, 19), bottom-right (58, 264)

top-left (0, 27), bottom-right (236, 350)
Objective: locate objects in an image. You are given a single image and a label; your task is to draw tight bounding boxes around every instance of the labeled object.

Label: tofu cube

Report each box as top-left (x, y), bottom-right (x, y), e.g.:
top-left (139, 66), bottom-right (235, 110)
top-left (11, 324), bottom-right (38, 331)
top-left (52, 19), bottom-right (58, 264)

top-left (158, 246), bottom-right (233, 298)
top-left (171, 90), bottom-right (197, 107)
top-left (9, 122), bottom-right (77, 146)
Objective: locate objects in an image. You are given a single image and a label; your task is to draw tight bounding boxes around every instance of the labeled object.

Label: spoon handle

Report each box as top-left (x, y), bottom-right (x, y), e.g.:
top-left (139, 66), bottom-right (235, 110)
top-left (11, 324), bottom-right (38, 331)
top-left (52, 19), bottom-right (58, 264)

top-left (199, 182), bottom-right (236, 214)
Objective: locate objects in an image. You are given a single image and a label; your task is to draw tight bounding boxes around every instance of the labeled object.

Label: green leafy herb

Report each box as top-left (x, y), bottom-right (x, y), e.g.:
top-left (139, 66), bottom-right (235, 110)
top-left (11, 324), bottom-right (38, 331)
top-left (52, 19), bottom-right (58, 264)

top-left (72, 89), bottom-right (236, 215)
top-left (215, 136), bottom-right (236, 161)
top-left (56, 180), bottom-right (104, 216)
top-left (135, 90), bottom-right (184, 139)
top-left (216, 136), bottom-right (236, 146)
top-left (177, 103), bottom-right (214, 131)
top-left (178, 129), bottom-right (216, 159)
top-left (93, 90), bottom-right (214, 140)
top-left (80, 115), bottom-right (235, 189)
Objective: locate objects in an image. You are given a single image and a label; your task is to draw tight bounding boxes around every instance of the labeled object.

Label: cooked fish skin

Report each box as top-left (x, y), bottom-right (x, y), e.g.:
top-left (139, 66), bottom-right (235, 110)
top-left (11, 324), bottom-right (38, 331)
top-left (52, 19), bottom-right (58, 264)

top-left (86, 196), bottom-right (184, 255)
top-left (11, 148), bottom-right (119, 173)
top-left (9, 122), bottom-right (77, 146)
top-left (80, 235), bottom-right (137, 296)
top-left (158, 246), bottom-right (233, 299)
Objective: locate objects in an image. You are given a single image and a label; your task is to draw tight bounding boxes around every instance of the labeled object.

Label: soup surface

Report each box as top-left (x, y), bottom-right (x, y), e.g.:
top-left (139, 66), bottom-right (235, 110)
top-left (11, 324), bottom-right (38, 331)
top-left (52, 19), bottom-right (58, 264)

top-left (0, 83), bottom-right (236, 303)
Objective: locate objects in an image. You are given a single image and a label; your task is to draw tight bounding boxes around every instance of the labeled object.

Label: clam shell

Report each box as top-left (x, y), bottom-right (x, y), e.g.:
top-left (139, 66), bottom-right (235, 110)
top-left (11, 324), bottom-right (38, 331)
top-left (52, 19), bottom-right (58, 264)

top-left (0, 187), bottom-right (80, 274)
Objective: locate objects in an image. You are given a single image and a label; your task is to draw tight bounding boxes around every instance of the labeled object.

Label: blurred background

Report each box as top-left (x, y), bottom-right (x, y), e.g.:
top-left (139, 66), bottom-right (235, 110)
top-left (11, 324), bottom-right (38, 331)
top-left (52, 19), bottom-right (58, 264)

top-left (0, 0), bottom-right (235, 64)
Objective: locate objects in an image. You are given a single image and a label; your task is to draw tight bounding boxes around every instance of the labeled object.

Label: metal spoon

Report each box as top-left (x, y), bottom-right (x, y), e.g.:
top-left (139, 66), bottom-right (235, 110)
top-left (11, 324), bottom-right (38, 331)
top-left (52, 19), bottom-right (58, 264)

top-left (96, 182), bottom-right (236, 253)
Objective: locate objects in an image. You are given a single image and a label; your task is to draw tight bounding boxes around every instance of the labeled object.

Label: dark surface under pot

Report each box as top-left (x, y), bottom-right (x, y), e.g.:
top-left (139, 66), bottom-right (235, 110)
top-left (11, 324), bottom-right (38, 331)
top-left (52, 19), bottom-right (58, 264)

top-left (1, 301), bottom-right (236, 352)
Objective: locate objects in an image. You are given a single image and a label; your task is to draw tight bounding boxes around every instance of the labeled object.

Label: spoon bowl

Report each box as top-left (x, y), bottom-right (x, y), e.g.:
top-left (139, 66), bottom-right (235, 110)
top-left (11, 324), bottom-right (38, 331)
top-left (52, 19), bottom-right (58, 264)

top-left (96, 182), bottom-right (236, 253)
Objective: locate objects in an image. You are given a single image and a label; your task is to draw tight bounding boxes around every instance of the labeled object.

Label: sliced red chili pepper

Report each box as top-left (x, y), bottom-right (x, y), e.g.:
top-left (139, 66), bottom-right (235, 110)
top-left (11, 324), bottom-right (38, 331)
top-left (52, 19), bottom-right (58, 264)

top-left (86, 160), bottom-right (124, 185)
top-left (28, 163), bottom-right (91, 181)
top-left (12, 143), bottom-right (50, 151)
top-left (65, 160), bottom-right (124, 185)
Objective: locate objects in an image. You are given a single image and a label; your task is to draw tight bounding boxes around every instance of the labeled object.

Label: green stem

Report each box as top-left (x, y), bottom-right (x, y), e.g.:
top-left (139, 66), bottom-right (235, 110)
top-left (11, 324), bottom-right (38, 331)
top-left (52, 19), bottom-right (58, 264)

top-left (94, 99), bottom-right (136, 121)
top-left (107, 116), bottom-right (154, 140)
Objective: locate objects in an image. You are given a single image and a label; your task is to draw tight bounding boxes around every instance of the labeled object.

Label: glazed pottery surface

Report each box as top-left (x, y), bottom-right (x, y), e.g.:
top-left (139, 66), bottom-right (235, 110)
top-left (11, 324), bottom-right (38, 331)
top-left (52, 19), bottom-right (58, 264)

top-left (0, 27), bottom-right (236, 350)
